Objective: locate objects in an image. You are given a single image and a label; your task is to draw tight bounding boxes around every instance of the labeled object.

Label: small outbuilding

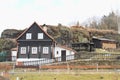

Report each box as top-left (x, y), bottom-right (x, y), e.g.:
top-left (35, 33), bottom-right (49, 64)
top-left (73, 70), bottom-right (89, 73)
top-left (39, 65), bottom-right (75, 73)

top-left (11, 48), bottom-right (17, 61)
top-left (92, 37), bottom-right (116, 49)
top-left (72, 42), bottom-right (94, 52)
top-left (54, 44), bottom-right (76, 61)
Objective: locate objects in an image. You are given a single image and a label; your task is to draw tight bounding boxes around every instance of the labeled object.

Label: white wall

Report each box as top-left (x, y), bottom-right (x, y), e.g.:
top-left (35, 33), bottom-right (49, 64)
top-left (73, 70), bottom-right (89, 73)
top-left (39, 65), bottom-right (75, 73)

top-left (54, 46), bottom-right (75, 61)
top-left (11, 51), bottom-right (17, 61)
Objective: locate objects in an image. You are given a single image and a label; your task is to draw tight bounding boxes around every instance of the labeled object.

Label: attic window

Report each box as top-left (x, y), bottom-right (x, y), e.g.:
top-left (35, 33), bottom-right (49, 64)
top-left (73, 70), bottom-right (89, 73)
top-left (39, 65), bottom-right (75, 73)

top-left (38, 33), bottom-right (43, 39)
top-left (26, 33), bottom-right (32, 39)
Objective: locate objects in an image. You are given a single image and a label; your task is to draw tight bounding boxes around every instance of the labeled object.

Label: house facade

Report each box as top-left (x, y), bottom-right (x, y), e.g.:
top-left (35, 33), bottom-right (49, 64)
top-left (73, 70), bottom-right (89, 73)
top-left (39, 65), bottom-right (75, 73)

top-left (16, 22), bottom-right (75, 65)
top-left (17, 22), bottom-right (55, 60)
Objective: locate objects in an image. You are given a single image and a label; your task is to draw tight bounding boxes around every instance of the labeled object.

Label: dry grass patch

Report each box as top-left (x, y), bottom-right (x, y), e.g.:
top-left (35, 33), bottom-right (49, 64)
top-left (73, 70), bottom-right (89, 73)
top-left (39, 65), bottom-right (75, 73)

top-left (10, 71), bottom-right (120, 80)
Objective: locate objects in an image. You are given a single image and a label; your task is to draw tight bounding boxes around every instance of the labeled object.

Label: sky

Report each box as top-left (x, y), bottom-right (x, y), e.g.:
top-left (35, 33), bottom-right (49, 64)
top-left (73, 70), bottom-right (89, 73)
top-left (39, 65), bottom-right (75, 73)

top-left (0, 0), bottom-right (120, 35)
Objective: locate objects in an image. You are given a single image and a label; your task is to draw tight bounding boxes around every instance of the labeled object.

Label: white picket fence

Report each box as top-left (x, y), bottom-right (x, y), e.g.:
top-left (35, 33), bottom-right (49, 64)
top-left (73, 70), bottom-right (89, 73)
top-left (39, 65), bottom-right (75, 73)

top-left (17, 54), bottom-right (74, 66)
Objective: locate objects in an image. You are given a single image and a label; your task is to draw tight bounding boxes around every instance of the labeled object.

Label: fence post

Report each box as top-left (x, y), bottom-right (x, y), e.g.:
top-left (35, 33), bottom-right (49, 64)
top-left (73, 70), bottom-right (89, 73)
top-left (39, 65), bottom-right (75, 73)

top-left (66, 61), bottom-right (70, 74)
top-left (39, 65), bottom-right (41, 72)
top-left (12, 61), bottom-right (15, 73)
top-left (16, 77), bottom-right (19, 80)
top-left (96, 63), bottom-right (98, 72)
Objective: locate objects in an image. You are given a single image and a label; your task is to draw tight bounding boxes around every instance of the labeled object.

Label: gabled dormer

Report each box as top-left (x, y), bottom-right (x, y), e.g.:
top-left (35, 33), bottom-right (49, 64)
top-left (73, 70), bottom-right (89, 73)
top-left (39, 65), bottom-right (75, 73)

top-left (17, 22), bottom-right (54, 42)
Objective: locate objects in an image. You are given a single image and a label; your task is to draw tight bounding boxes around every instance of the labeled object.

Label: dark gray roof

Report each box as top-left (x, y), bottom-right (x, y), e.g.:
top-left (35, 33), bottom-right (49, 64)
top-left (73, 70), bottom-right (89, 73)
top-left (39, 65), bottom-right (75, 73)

top-left (92, 36), bottom-right (116, 42)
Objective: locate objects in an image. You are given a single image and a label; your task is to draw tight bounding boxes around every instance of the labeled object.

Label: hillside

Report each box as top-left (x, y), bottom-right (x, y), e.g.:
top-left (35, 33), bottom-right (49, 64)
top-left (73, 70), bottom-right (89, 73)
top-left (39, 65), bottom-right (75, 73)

top-left (1, 24), bottom-right (120, 46)
top-left (1, 29), bottom-right (23, 39)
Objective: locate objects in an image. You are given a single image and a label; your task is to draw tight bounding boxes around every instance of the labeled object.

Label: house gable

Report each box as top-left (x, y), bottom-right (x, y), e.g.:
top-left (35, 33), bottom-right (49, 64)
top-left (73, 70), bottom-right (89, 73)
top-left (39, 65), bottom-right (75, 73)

top-left (16, 22), bottom-right (55, 59)
top-left (17, 22), bottom-right (54, 41)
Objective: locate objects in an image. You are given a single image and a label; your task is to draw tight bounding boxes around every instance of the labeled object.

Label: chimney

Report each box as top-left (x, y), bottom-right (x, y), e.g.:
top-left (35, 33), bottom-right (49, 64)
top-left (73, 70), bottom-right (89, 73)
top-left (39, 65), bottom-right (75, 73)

top-left (42, 24), bottom-right (47, 32)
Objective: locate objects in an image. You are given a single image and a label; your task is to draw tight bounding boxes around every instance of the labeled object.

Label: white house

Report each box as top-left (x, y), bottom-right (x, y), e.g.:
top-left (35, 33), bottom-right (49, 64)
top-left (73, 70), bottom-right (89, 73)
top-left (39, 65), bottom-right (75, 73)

top-left (16, 22), bottom-right (76, 66)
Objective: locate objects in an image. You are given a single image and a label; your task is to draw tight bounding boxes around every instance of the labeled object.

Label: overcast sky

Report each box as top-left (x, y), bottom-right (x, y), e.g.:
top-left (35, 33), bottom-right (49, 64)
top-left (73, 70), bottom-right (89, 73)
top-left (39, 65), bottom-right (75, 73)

top-left (0, 0), bottom-right (120, 35)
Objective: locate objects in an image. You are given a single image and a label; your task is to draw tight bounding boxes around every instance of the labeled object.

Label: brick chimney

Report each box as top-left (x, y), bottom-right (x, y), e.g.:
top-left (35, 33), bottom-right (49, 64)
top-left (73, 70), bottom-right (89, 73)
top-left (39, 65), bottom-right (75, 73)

top-left (42, 24), bottom-right (47, 32)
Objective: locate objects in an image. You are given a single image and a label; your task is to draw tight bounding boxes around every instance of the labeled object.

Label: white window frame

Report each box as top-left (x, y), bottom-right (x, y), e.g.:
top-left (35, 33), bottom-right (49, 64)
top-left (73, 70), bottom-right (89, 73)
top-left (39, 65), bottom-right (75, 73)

top-left (32, 47), bottom-right (37, 54)
top-left (43, 47), bottom-right (49, 54)
top-left (38, 33), bottom-right (43, 39)
top-left (21, 47), bottom-right (26, 54)
top-left (26, 33), bottom-right (32, 39)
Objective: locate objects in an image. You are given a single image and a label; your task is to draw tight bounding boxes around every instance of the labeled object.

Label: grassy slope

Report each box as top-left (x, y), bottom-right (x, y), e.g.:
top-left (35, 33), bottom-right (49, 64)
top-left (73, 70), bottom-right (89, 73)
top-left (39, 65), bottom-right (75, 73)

top-left (10, 72), bottom-right (120, 80)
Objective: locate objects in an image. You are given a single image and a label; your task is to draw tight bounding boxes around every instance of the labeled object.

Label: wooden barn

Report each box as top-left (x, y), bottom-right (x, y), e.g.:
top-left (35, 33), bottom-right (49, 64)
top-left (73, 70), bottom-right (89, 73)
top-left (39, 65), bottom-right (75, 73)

top-left (92, 37), bottom-right (116, 49)
top-left (16, 22), bottom-right (76, 66)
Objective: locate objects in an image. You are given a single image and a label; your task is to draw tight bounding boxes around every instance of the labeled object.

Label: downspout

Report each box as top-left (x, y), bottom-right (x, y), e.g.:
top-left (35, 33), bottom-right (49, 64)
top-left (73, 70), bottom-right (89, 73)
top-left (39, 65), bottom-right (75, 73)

top-left (27, 46), bottom-right (30, 59)
top-left (16, 43), bottom-right (19, 58)
top-left (16, 42), bottom-right (19, 66)
top-left (52, 41), bottom-right (55, 59)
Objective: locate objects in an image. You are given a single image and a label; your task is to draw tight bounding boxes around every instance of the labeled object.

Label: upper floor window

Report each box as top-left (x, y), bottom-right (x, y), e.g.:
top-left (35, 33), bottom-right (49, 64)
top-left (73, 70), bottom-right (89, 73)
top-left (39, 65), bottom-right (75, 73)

top-left (21, 47), bottom-right (26, 54)
top-left (38, 33), bottom-right (43, 39)
top-left (26, 33), bottom-right (32, 39)
top-left (32, 47), bottom-right (37, 54)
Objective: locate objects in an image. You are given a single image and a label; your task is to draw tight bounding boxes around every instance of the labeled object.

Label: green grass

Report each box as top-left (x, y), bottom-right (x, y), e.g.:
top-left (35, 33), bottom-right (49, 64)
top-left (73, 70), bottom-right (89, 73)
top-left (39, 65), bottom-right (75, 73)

top-left (10, 72), bottom-right (120, 80)
top-left (95, 48), bottom-right (120, 54)
top-left (95, 49), bottom-right (110, 53)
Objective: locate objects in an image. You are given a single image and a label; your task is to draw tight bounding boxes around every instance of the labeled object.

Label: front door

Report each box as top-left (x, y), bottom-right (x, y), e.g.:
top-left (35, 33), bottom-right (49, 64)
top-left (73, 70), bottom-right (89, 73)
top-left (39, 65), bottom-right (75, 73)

top-left (61, 50), bottom-right (66, 61)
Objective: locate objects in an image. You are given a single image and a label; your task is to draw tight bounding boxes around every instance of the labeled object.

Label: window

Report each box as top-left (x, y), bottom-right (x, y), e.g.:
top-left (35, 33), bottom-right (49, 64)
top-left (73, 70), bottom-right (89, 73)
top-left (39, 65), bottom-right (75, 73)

top-left (21, 47), bottom-right (26, 54)
top-left (26, 33), bottom-right (32, 39)
top-left (38, 33), bottom-right (43, 39)
top-left (57, 51), bottom-right (59, 54)
top-left (43, 47), bottom-right (49, 54)
top-left (32, 47), bottom-right (37, 54)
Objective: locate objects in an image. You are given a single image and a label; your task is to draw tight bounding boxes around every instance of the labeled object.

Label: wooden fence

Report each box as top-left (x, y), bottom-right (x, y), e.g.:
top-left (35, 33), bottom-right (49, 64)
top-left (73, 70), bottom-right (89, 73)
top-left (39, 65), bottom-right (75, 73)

top-left (15, 53), bottom-right (120, 70)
